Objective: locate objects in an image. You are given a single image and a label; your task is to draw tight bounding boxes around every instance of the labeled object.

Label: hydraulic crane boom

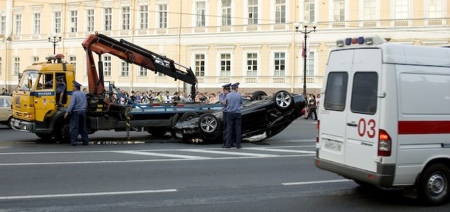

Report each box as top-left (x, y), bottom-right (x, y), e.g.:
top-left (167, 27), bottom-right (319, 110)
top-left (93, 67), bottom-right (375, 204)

top-left (82, 32), bottom-right (197, 98)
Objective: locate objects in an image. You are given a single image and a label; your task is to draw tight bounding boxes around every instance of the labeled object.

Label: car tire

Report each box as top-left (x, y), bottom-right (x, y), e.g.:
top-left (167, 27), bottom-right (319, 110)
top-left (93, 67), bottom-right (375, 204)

top-left (198, 114), bottom-right (221, 141)
top-left (274, 90), bottom-right (293, 110)
top-left (418, 163), bottom-right (450, 205)
top-left (252, 91), bottom-right (268, 100)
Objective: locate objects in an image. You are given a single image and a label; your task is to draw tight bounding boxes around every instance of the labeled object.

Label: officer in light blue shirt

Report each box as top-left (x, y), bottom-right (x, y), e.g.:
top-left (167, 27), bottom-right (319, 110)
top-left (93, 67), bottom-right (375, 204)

top-left (224, 82), bottom-right (243, 148)
top-left (64, 80), bottom-right (89, 146)
top-left (219, 83), bottom-right (231, 147)
top-left (55, 76), bottom-right (66, 106)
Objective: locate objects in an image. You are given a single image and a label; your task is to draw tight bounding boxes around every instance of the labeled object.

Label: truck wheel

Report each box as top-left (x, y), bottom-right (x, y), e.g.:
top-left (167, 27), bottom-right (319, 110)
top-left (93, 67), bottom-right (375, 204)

top-left (54, 122), bottom-right (71, 143)
top-left (7, 117), bottom-right (12, 129)
top-left (35, 133), bottom-right (53, 141)
top-left (418, 163), bottom-right (450, 205)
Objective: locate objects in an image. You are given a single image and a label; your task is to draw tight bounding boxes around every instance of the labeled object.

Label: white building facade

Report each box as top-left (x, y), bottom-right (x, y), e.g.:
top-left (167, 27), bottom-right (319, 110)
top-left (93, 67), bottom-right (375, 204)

top-left (0, 0), bottom-right (448, 94)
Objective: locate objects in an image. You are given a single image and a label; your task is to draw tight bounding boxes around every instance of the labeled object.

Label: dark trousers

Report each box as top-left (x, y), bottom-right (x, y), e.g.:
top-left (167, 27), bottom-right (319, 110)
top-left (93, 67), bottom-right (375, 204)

top-left (222, 112), bottom-right (228, 145)
top-left (307, 108), bottom-right (317, 120)
top-left (70, 111), bottom-right (89, 145)
top-left (226, 112), bottom-right (241, 147)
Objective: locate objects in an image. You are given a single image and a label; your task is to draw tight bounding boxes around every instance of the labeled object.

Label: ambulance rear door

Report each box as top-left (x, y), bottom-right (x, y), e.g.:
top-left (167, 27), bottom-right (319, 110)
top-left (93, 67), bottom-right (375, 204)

top-left (344, 48), bottom-right (382, 173)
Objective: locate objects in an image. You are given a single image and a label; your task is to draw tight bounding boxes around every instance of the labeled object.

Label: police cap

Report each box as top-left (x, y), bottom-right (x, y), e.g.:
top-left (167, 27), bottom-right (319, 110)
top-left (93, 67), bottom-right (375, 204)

top-left (56, 76), bottom-right (64, 81)
top-left (72, 80), bottom-right (82, 87)
top-left (231, 82), bottom-right (240, 88)
top-left (222, 83), bottom-right (231, 89)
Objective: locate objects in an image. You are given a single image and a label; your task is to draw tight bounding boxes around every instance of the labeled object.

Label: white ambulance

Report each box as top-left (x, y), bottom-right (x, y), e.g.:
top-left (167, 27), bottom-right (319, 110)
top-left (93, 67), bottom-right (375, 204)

top-left (315, 36), bottom-right (450, 205)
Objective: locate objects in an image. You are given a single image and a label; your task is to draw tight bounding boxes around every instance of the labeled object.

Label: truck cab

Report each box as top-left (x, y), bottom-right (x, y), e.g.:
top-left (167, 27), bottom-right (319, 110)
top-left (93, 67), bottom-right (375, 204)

top-left (11, 55), bottom-right (75, 140)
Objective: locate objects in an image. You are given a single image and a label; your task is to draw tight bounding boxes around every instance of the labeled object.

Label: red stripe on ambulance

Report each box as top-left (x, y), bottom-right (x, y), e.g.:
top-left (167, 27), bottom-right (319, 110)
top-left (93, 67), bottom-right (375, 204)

top-left (398, 121), bottom-right (450, 134)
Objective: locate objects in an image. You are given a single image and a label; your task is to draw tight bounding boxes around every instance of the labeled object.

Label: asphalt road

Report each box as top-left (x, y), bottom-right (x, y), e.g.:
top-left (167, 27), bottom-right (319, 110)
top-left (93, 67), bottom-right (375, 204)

top-left (0, 120), bottom-right (449, 212)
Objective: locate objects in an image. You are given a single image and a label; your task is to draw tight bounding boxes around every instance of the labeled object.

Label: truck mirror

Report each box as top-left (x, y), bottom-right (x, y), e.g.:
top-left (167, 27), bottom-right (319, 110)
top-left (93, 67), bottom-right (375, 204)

top-left (27, 76), bottom-right (33, 90)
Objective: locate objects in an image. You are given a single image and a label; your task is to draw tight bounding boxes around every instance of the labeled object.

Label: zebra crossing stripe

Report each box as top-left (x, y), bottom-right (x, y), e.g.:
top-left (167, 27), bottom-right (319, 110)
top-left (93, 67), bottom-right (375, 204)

top-left (177, 149), bottom-right (277, 157)
top-left (113, 150), bottom-right (211, 159)
top-left (247, 148), bottom-right (315, 154)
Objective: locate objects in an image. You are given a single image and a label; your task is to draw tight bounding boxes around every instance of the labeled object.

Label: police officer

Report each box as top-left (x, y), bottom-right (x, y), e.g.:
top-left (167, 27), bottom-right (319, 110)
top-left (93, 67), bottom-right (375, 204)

top-left (224, 82), bottom-right (243, 149)
top-left (219, 83), bottom-right (231, 147)
top-left (64, 81), bottom-right (89, 146)
top-left (56, 76), bottom-right (66, 106)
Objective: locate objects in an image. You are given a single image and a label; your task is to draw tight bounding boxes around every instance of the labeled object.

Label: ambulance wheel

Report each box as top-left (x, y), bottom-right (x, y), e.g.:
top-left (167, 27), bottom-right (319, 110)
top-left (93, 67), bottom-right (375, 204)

top-left (274, 90), bottom-right (293, 110)
top-left (418, 163), bottom-right (450, 205)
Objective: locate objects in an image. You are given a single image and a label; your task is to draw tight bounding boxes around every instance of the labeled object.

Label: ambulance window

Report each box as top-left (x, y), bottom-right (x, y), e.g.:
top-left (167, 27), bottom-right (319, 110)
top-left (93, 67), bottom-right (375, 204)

top-left (324, 72), bottom-right (348, 111)
top-left (351, 72), bottom-right (378, 115)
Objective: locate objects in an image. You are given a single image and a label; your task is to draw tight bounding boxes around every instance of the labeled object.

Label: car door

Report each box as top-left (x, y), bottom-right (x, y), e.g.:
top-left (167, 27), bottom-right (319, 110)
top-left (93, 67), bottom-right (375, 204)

top-left (344, 49), bottom-right (382, 172)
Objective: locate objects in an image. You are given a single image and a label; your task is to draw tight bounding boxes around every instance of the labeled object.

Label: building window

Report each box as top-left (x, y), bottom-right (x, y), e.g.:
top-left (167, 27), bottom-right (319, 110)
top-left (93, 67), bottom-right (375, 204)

top-left (121, 62), bottom-right (129, 77)
top-left (139, 67), bottom-right (147, 76)
top-left (307, 52), bottom-right (315, 77)
top-left (68, 56), bottom-right (76, 70)
top-left (103, 55), bottom-right (111, 76)
top-left (1, 15), bottom-right (5, 34)
top-left (248, 0), bottom-right (258, 25)
top-left (394, 0), bottom-right (408, 19)
top-left (121, 6), bottom-right (130, 30)
top-left (274, 52), bottom-right (285, 76)
top-left (139, 5), bottom-right (149, 29)
top-left (333, 0), bottom-right (345, 22)
top-left (104, 8), bottom-right (112, 31)
top-left (196, 1), bottom-right (206, 27)
top-left (32, 56), bottom-right (39, 63)
top-left (363, 0), bottom-right (376, 20)
top-left (221, 0), bottom-right (231, 26)
top-left (54, 11), bottom-right (61, 33)
top-left (86, 9), bottom-right (95, 32)
top-left (275, 0), bottom-right (286, 23)
top-left (14, 14), bottom-right (22, 35)
top-left (246, 53), bottom-right (258, 76)
top-left (195, 54), bottom-right (205, 76)
top-left (304, 0), bottom-right (315, 23)
top-left (33, 13), bottom-right (41, 35)
top-left (428, 0), bottom-right (443, 18)
top-left (158, 4), bottom-right (167, 28)
top-left (70, 10), bottom-right (77, 33)
top-left (14, 57), bottom-right (20, 76)
top-left (220, 53), bottom-right (231, 76)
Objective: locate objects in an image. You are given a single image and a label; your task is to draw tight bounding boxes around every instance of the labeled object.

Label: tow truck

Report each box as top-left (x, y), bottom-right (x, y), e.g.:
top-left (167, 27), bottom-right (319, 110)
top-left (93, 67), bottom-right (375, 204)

top-left (10, 33), bottom-right (224, 142)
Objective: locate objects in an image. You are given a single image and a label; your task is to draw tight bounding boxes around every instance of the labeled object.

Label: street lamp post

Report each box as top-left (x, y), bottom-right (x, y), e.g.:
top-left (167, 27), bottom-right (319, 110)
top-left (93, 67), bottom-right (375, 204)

top-left (48, 34), bottom-right (62, 55)
top-left (295, 22), bottom-right (317, 98)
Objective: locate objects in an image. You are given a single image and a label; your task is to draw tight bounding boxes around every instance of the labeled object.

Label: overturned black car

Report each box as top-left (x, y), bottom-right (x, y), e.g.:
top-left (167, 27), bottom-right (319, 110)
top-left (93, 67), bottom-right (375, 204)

top-left (174, 90), bottom-right (306, 143)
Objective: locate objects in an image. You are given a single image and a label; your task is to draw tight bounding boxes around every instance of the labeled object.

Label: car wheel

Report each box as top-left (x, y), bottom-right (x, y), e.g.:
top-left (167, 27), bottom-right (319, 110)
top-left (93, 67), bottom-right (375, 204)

top-left (199, 114), bottom-right (219, 134)
top-left (418, 163), bottom-right (450, 205)
top-left (274, 90), bottom-right (293, 110)
top-left (252, 91), bottom-right (267, 100)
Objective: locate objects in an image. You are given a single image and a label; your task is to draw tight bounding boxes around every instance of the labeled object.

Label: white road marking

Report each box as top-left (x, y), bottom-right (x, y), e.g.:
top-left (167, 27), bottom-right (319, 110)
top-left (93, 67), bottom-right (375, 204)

top-left (282, 179), bottom-right (351, 186)
top-left (0, 189), bottom-right (177, 200)
top-left (248, 148), bottom-right (315, 154)
top-left (113, 150), bottom-right (211, 159)
top-left (177, 149), bottom-right (277, 157)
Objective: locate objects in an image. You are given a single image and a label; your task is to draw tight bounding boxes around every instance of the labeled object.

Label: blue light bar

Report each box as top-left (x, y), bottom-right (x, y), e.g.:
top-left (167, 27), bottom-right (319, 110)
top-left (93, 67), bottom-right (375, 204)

top-left (358, 37), bottom-right (364, 44)
top-left (345, 38), bottom-right (352, 45)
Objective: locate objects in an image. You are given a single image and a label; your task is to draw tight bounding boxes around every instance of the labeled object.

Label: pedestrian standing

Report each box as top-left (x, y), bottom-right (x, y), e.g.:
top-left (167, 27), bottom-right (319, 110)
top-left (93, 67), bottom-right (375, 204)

top-left (219, 83), bottom-right (231, 147)
top-left (306, 94), bottom-right (318, 120)
top-left (64, 81), bottom-right (89, 146)
top-left (224, 82), bottom-right (243, 149)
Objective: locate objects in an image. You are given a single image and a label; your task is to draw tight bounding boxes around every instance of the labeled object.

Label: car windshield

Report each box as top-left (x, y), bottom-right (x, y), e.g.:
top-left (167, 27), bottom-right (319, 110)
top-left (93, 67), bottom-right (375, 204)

top-left (18, 70), bottom-right (39, 91)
